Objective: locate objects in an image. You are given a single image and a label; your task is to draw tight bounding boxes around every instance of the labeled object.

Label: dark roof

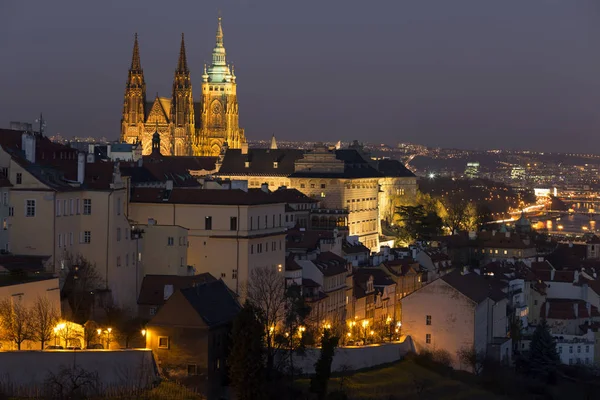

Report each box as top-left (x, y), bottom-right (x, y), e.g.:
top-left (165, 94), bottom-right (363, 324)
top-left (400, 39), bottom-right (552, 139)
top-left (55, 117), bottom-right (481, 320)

top-left (218, 147), bottom-right (384, 179)
top-left (285, 255), bottom-right (302, 271)
top-left (180, 280), bottom-right (241, 327)
top-left (376, 159), bottom-right (415, 178)
top-left (0, 254), bottom-right (51, 273)
top-left (314, 251), bottom-right (348, 277)
top-left (342, 241), bottom-right (370, 255)
top-left (542, 298), bottom-right (600, 320)
top-left (354, 268), bottom-right (395, 287)
top-left (286, 229), bottom-right (335, 251)
top-left (269, 187), bottom-right (318, 204)
top-left (137, 273), bottom-right (217, 305)
top-left (440, 269), bottom-right (507, 303)
top-left (130, 187), bottom-right (287, 206)
top-left (217, 148), bottom-right (305, 176)
top-left (0, 274), bottom-right (57, 288)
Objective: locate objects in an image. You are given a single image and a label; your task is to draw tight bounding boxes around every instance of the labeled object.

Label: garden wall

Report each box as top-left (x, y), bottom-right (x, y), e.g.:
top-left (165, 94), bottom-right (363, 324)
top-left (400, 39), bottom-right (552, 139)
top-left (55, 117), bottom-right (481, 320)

top-left (292, 337), bottom-right (415, 375)
top-left (0, 349), bottom-right (157, 395)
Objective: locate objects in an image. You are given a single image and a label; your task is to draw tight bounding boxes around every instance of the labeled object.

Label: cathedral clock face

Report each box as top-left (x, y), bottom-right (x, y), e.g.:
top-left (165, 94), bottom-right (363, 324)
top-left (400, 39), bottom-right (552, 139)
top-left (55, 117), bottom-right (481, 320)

top-left (211, 101), bottom-right (222, 115)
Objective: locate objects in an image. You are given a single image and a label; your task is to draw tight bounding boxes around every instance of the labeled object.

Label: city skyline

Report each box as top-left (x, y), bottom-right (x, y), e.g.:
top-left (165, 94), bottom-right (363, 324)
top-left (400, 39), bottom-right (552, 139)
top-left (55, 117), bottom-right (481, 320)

top-left (1, 0), bottom-right (600, 152)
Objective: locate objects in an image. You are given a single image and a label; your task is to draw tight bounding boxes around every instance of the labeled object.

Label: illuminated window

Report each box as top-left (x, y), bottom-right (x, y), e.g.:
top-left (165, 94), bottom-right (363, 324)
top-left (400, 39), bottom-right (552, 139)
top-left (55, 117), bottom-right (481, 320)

top-left (426, 334), bottom-right (431, 344)
top-left (158, 336), bottom-right (169, 349)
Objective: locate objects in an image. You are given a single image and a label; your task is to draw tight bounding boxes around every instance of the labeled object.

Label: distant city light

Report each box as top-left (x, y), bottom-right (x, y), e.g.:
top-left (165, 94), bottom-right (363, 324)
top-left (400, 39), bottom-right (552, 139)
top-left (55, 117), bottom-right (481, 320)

top-left (428, 173), bottom-right (435, 179)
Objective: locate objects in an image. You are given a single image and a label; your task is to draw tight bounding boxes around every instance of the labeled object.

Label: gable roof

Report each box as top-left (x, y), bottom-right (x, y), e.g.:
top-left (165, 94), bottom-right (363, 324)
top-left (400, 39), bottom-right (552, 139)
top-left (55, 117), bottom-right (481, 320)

top-left (137, 273), bottom-right (217, 305)
top-left (376, 159), bottom-right (415, 178)
top-left (440, 269), bottom-right (507, 303)
top-left (179, 280), bottom-right (241, 327)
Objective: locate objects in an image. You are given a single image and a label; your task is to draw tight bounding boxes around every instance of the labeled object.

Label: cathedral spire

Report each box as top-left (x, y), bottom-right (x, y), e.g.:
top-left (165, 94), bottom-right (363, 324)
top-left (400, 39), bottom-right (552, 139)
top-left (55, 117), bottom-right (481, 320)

top-left (131, 33), bottom-right (142, 71)
top-left (212, 16), bottom-right (227, 67)
top-left (176, 33), bottom-right (188, 73)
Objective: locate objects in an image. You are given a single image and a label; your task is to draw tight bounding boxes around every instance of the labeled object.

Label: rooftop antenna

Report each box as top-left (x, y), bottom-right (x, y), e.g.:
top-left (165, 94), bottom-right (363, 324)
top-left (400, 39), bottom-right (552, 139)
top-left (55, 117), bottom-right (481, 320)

top-left (35, 113), bottom-right (46, 136)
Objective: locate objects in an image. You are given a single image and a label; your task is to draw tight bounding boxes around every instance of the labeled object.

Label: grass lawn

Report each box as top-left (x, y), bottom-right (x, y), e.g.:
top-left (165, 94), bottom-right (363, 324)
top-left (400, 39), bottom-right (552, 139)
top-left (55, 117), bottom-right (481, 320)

top-left (298, 359), bottom-right (502, 400)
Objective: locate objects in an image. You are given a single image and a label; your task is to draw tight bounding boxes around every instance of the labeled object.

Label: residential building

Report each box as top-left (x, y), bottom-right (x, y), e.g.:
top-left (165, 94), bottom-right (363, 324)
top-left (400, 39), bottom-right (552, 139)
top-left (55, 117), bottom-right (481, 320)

top-left (0, 129), bottom-right (139, 309)
top-left (128, 186), bottom-right (287, 294)
top-left (401, 269), bottom-right (511, 370)
top-left (146, 280), bottom-right (240, 397)
top-left (415, 249), bottom-right (453, 281)
top-left (352, 268), bottom-right (397, 330)
top-left (135, 220), bottom-right (191, 277)
top-left (296, 252), bottom-right (349, 328)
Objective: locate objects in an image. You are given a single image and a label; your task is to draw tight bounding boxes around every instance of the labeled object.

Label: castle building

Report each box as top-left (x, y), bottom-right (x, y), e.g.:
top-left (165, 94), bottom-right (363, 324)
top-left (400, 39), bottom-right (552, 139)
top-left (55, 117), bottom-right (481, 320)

top-left (120, 18), bottom-right (246, 157)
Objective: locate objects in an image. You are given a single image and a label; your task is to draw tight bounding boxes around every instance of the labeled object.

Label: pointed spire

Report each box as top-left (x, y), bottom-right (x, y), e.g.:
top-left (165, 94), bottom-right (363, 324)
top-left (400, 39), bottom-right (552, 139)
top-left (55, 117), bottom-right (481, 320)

top-left (131, 33), bottom-right (142, 71)
top-left (270, 134), bottom-right (278, 150)
top-left (176, 33), bottom-right (188, 73)
top-left (216, 16), bottom-right (224, 47)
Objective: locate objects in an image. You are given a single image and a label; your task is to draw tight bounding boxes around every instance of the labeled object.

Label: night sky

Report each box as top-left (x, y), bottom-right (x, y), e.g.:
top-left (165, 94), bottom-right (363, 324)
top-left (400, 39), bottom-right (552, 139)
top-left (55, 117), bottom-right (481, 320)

top-left (1, 0), bottom-right (599, 152)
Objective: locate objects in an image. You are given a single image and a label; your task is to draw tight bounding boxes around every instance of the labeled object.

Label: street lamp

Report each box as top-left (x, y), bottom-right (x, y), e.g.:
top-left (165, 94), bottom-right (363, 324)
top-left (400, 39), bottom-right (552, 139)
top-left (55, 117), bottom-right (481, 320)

top-left (141, 329), bottom-right (147, 349)
top-left (106, 328), bottom-right (112, 349)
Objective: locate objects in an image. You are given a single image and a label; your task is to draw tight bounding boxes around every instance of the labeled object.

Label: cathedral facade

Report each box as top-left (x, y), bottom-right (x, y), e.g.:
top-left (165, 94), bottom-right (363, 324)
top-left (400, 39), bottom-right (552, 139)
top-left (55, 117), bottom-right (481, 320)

top-left (120, 18), bottom-right (246, 156)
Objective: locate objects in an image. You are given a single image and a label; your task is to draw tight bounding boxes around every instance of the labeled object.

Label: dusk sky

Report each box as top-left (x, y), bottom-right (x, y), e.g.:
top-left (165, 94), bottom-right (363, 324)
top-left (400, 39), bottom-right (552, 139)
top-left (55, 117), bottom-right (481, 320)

top-left (1, 0), bottom-right (599, 152)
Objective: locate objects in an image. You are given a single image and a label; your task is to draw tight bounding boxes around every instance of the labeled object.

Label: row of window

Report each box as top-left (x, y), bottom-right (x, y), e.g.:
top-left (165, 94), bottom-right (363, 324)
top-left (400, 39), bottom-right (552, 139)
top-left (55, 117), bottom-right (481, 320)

top-left (479, 248), bottom-right (524, 257)
top-left (559, 344), bottom-right (591, 354)
top-left (56, 198), bottom-right (95, 216)
top-left (166, 236), bottom-right (187, 246)
top-left (250, 240), bottom-right (282, 254)
top-left (57, 231), bottom-right (91, 246)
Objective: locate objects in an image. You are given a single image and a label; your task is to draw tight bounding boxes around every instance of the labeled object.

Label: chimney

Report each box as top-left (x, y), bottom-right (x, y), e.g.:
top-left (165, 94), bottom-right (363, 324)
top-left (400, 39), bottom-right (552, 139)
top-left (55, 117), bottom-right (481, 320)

top-left (241, 142), bottom-right (249, 155)
top-left (21, 132), bottom-right (36, 163)
top-left (574, 302), bottom-right (578, 319)
top-left (550, 269), bottom-right (555, 281)
top-left (261, 183), bottom-right (269, 193)
top-left (148, 218), bottom-right (156, 226)
top-left (468, 231), bottom-right (477, 240)
top-left (163, 284), bottom-right (174, 300)
top-left (492, 230), bottom-right (496, 236)
top-left (574, 270), bottom-right (579, 284)
top-left (166, 180), bottom-right (173, 191)
top-left (77, 152), bottom-right (85, 184)
top-left (569, 242), bottom-right (573, 248)
top-left (505, 232), bottom-right (510, 238)
top-left (107, 144), bottom-right (112, 159)
top-left (461, 266), bottom-right (469, 275)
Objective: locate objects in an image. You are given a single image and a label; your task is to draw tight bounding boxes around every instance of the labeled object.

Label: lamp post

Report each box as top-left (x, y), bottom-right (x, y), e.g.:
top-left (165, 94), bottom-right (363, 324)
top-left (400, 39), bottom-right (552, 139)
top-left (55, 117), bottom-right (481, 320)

top-left (53, 327), bottom-right (58, 346)
top-left (106, 328), bottom-right (112, 349)
top-left (141, 329), bottom-right (147, 349)
top-left (362, 320), bottom-right (368, 344)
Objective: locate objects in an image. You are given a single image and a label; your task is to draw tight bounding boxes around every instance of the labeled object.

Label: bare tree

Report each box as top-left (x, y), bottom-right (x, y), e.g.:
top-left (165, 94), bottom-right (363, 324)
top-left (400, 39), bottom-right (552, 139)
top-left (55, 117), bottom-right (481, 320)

top-left (0, 298), bottom-right (34, 350)
top-left (457, 346), bottom-right (487, 375)
top-left (83, 320), bottom-right (99, 348)
top-left (31, 296), bottom-right (59, 350)
top-left (61, 253), bottom-right (102, 324)
top-left (245, 266), bottom-right (287, 377)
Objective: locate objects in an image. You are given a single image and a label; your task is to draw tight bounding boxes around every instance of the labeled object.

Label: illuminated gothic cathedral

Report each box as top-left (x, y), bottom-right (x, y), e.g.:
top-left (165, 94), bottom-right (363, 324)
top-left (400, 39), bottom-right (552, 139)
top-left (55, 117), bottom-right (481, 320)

top-left (120, 18), bottom-right (246, 156)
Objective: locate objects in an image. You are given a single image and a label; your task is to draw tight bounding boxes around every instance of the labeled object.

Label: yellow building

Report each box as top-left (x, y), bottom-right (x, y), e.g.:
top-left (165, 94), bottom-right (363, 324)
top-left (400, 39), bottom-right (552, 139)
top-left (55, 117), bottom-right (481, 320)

top-left (128, 186), bottom-right (287, 294)
top-left (120, 17), bottom-right (246, 156)
top-left (216, 142), bottom-right (417, 251)
top-left (0, 130), bottom-right (140, 309)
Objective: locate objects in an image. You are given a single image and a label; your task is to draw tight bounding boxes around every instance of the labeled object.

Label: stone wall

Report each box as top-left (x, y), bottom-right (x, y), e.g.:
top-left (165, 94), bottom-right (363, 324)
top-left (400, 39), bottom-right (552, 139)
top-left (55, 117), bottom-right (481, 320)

top-left (290, 337), bottom-right (415, 375)
top-left (0, 349), bottom-right (157, 396)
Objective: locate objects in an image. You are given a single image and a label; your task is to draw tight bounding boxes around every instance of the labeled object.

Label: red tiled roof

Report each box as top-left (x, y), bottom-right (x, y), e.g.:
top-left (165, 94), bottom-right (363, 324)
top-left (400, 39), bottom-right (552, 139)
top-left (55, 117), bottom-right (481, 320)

top-left (542, 298), bottom-right (600, 320)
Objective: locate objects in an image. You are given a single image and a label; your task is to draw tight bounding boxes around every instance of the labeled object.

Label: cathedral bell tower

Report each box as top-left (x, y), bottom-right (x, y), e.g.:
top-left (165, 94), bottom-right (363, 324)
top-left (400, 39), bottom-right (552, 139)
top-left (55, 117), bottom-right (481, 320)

top-left (170, 34), bottom-right (195, 156)
top-left (197, 17), bottom-right (247, 156)
top-left (121, 34), bottom-right (147, 144)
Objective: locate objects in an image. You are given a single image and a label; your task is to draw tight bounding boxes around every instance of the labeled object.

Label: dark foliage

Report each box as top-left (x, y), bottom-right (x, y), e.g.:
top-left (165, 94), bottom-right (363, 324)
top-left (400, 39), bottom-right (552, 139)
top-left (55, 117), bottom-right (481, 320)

top-left (310, 329), bottom-right (339, 400)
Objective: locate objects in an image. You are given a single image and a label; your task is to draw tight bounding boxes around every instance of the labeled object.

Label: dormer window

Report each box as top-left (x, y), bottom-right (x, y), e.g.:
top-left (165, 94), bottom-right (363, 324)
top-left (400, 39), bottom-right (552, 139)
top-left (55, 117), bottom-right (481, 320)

top-left (273, 162), bottom-right (278, 169)
top-left (245, 161), bottom-right (250, 168)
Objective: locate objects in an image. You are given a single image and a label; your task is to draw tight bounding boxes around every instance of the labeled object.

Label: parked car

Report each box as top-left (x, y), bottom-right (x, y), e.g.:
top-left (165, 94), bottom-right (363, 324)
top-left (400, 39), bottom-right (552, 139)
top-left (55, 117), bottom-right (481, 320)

top-left (45, 345), bottom-right (64, 350)
top-left (66, 346), bottom-right (81, 350)
top-left (86, 344), bottom-right (103, 349)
